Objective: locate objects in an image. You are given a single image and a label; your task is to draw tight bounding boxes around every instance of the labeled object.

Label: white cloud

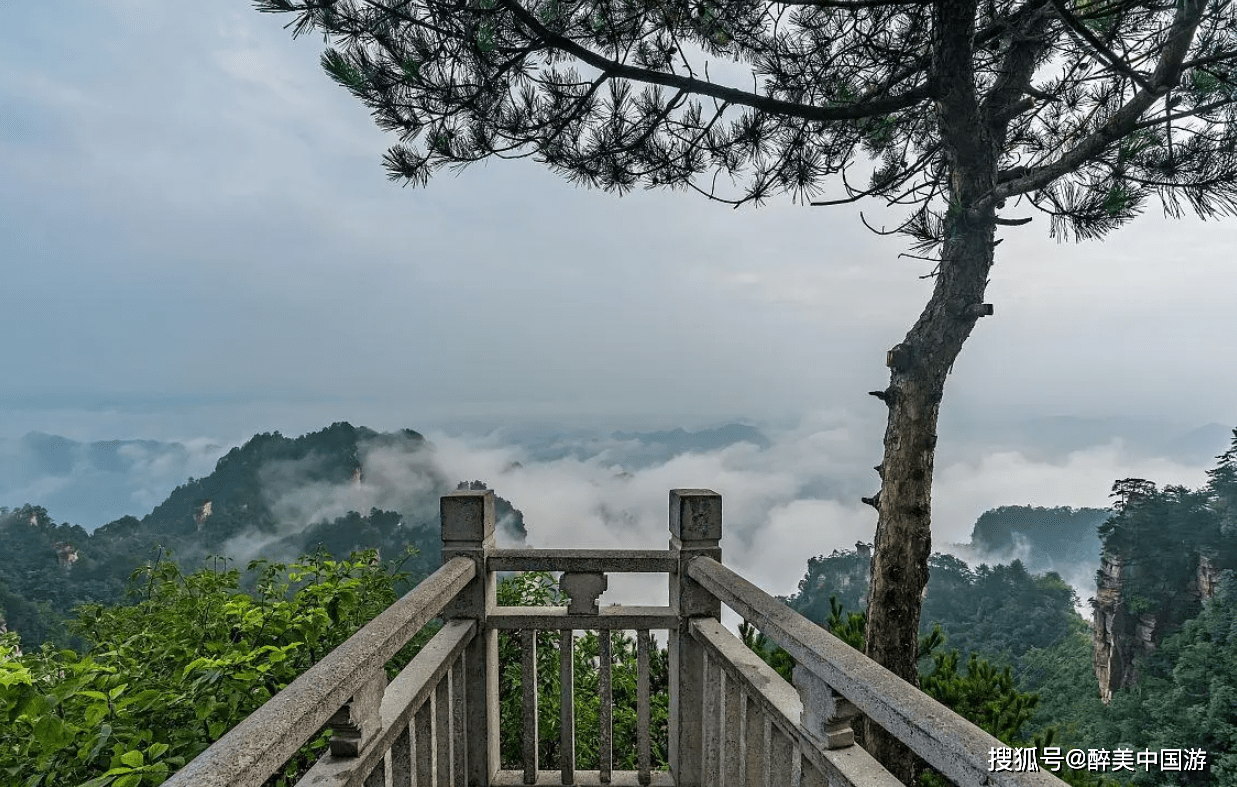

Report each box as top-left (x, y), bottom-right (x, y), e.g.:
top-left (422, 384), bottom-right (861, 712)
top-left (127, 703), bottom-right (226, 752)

top-left (421, 415), bottom-right (1221, 606)
top-left (3, 0), bottom-right (1235, 612)
top-left (932, 441), bottom-right (1211, 545)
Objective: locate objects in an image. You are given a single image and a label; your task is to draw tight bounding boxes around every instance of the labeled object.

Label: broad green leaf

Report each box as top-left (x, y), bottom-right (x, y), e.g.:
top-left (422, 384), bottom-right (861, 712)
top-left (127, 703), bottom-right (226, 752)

top-left (85, 701), bottom-right (110, 727)
top-left (87, 723), bottom-right (114, 761)
top-left (33, 714), bottom-right (72, 749)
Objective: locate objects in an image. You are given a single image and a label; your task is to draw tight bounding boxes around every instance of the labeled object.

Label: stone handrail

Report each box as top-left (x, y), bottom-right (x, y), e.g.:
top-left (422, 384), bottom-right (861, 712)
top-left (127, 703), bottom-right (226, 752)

top-left (162, 555), bottom-right (475, 787)
top-left (480, 546), bottom-right (674, 786)
top-left (164, 488), bottom-right (1065, 787)
top-left (686, 553), bottom-right (1067, 786)
top-left (688, 617), bottom-right (903, 787)
top-left (296, 618), bottom-right (477, 786)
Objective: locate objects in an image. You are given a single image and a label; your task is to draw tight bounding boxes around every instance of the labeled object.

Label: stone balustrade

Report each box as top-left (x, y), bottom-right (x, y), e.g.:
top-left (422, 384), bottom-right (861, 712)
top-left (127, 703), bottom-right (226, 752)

top-left (163, 489), bottom-right (1067, 787)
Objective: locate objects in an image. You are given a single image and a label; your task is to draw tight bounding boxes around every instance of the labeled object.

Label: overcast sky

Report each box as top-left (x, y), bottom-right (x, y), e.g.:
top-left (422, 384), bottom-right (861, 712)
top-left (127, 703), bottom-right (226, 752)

top-left (4, 3), bottom-right (1237, 590)
top-left (4, 0), bottom-right (1236, 438)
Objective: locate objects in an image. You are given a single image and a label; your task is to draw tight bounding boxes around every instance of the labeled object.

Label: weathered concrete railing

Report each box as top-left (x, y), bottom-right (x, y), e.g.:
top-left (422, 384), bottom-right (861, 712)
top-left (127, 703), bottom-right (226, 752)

top-left (162, 552), bottom-right (477, 786)
top-left (671, 489), bottom-right (1067, 787)
top-left (166, 488), bottom-right (1068, 787)
top-left (487, 549), bottom-right (674, 786)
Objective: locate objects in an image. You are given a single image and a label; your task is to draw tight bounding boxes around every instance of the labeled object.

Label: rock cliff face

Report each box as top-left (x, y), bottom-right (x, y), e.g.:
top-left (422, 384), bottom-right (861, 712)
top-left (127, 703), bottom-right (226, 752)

top-left (1092, 550), bottom-right (1221, 703)
top-left (54, 543), bottom-right (79, 571)
top-left (193, 499), bottom-right (212, 531)
top-left (1092, 554), bottom-right (1128, 703)
top-left (1091, 431), bottom-right (1237, 702)
top-left (1194, 552), bottom-right (1222, 600)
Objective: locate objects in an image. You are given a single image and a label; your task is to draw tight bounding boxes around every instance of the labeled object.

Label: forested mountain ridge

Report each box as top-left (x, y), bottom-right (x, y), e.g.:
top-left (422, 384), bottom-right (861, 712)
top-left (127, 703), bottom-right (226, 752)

top-left (785, 462), bottom-right (1237, 784)
top-left (786, 424), bottom-right (1237, 716)
top-left (789, 502), bottom-right (1107, 664)
top-left (1091, 430), bottom-right (1237, 703)
top-left (788, 546), bottom-right (1084, 671)
top-left (5, 425), bottom-right (1237, 783)
top-left (0, 422), bottom-right (527, 649)
top-left (966, 505), bottom-right (1109, 574)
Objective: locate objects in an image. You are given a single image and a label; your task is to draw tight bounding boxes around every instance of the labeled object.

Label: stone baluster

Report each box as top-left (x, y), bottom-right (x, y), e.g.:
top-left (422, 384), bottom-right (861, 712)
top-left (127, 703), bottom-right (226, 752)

top-left (793, 664), bottom-right (861, 749)
top-left (668, 489), bottom-right (722, 787)
top-left (441, 490), bottom-right (498, 785)
top-left (326, 667), bottom-right (387, 757)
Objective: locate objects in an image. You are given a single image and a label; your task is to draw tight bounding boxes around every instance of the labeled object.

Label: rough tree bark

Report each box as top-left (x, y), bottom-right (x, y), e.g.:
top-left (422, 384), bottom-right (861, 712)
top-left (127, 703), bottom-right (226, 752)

top-left (863, 0), bottom-right (1208, 768)
top-left (863, 0), bottom-right (1004, 779)
top-left (864, 210), bottom-right (996, 782)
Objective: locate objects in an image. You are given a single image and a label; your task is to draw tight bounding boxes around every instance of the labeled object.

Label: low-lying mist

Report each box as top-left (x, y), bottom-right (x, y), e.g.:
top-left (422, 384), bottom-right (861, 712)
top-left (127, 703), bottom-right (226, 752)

top-left (3, 412), bottom-right (1224, 612)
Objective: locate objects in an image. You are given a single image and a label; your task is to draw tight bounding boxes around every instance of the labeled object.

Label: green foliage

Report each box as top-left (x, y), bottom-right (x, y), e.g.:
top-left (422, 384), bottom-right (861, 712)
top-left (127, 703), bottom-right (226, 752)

top-left (1099, 480), bottom-right (1216, 626)
top-left (826, 595), bottom-right (869, 652)
top-left (7, 425), bottom-right (1236, 786)
top-left (495, 572), bottom-right (670, 771)
top-left (920, 651), bottom-right (1038, 744)
top-left (1018, 630), bottom-right (1107, 740)
top-left (1207, 429), bottom-right (1237, 549)
top-left (0, 548), bottom-right (429, 787)
top-left (0, 505), bottom-right (100, 652)
top-left (925, 561), bottom-right (1083, 669)
top-left (0, 423), bottom-right (528, 652)
top-left (1034, 432), bottom-right (1237, 786)
top-left (1069, 573), bottom-right (1237, 786)
top-left (787, 547), bottom-right (1084, 669)
top-left (738, 620), bottom-right (794, 681)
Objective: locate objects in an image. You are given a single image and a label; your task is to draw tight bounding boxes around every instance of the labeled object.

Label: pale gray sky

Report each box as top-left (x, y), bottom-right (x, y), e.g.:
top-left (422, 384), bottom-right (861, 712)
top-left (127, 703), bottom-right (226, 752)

top-left (3, 2), bottom-right (1236, 587)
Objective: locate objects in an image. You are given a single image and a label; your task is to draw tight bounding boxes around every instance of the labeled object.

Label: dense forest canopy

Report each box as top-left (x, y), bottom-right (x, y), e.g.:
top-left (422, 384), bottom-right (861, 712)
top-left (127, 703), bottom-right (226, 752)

top-left (1098, 431), bottom-right (1237, 626)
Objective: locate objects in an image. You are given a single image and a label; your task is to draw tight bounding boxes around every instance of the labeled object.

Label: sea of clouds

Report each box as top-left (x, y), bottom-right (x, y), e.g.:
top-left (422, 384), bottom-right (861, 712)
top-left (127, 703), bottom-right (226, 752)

top-left (1, 411), bottom-right (1226, 612)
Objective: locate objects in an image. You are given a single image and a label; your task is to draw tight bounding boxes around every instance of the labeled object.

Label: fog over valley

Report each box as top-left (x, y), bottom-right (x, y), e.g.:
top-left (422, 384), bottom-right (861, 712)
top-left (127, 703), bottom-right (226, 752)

top-left (2, 414), bottom-right (1227, 609)
top-left (7, 2), bottom-right (1237, 783)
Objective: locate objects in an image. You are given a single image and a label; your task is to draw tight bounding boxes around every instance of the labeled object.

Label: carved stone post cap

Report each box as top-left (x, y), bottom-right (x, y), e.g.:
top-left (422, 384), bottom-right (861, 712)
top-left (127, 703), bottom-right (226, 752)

top-left (669, 489), bottom-right (722, 543)
top-left (560, 572), bottom-right (608, 615)
top-left (441, 490), bottom-right (495, 542)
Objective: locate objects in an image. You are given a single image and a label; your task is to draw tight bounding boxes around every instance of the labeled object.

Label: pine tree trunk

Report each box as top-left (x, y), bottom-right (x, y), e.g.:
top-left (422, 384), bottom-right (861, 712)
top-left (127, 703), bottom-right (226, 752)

top-left (863, 198), bottom-right (996, 783)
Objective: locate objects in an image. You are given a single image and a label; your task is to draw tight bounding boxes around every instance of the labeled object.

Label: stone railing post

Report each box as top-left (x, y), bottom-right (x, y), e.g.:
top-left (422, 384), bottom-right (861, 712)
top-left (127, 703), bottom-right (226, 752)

top-left (793, 664), bottom-right (861, 749)
top-left (326, 668), bottom-right (387, 756)
top-left (668, 489), bottom-right (722, 787)
top-left (441, 490), bottom-right (498, 786)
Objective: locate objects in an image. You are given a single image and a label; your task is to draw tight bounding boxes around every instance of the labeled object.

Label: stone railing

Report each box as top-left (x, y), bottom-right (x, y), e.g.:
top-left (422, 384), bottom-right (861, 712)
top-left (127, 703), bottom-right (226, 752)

top-left (164, 489), bottom-right (1067, 787)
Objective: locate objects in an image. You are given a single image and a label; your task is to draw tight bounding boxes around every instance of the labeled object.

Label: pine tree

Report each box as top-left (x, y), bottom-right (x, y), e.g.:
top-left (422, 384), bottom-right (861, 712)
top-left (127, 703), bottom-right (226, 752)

top-left (253, 0), bottom-right (1237, 775)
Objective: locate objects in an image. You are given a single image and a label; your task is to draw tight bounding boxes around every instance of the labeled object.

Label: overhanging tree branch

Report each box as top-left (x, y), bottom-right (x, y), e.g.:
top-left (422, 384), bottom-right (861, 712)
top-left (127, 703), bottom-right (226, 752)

top-left (985, 0), bottom-right (1210, 207)
top-left (980, 0), bottom-right (1056, 135)
top-left (497, 0), bottom-right (934, 123)
top-left (1048, 0), bottom-right (1154, 92)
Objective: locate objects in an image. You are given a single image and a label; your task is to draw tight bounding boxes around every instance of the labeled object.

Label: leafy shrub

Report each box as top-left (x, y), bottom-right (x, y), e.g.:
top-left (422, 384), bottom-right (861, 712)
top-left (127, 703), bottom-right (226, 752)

top-left (0, 548), bottom-right (428, 787)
